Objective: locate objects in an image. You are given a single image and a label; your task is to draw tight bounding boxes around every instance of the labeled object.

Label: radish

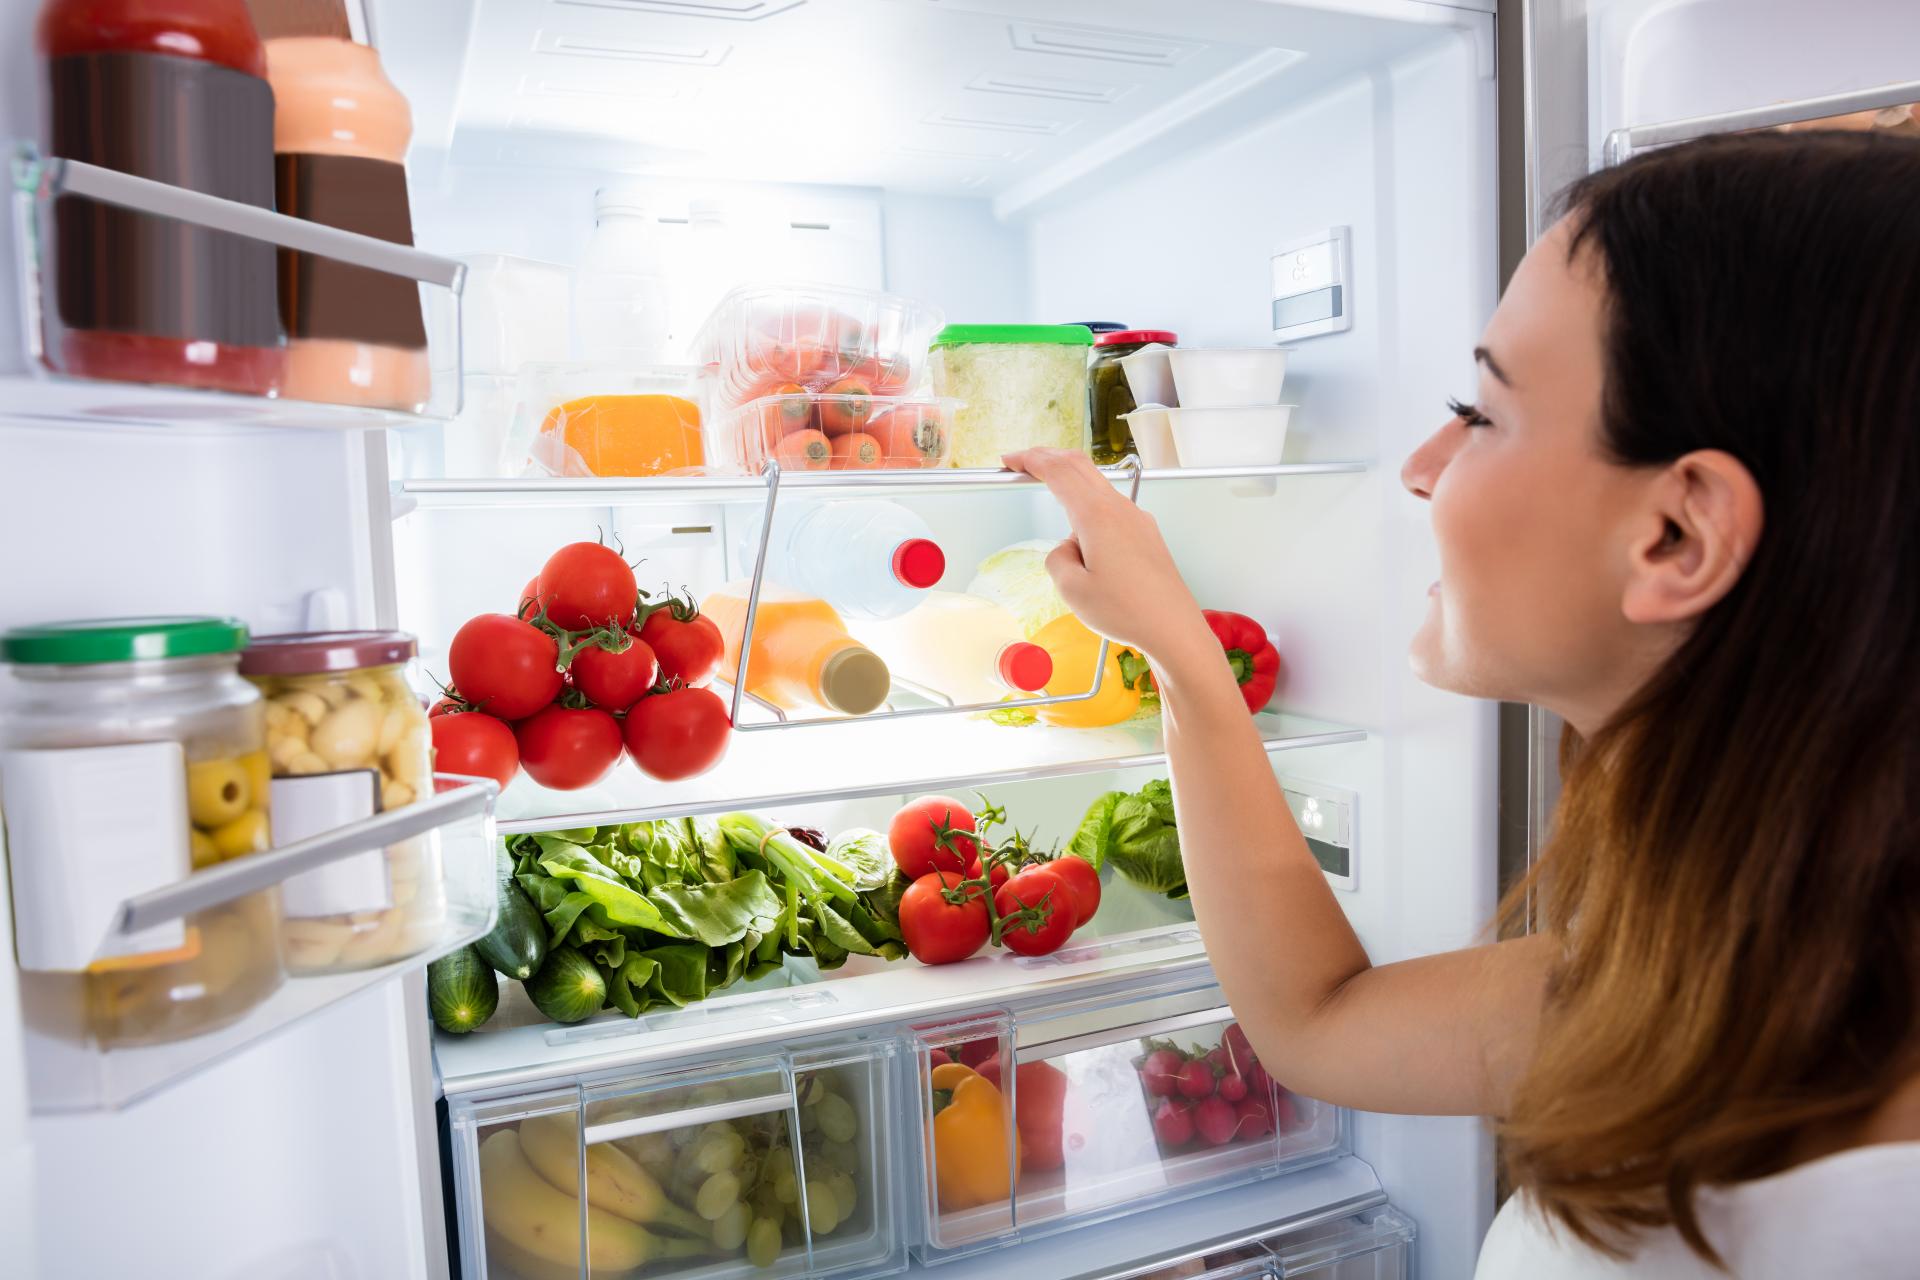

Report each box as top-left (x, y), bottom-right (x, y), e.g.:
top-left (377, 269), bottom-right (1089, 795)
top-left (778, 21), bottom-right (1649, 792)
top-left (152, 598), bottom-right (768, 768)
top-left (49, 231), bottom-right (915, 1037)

top-left (1152, 1098), bottom-right (1195, 1147)
top-left (1218, 1072), bottom-right (1249, 1103)
top-left (1234, 1097), bottom-right (1275, 1138)
top-left (1222, 1023), bottom-right (1256, 1075)
top-left (1176, 1060), bottom-right (1217, 1099)
top-left (1140, 1048), bottom-right (1185, 1097)
top-left (1194, 1096), bottom-right (1238, 1146)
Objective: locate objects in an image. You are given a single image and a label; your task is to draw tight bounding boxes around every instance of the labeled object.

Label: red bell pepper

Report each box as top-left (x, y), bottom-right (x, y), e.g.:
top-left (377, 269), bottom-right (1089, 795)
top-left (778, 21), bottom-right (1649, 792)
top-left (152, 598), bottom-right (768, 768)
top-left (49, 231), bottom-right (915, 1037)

top-left (1203, 610), bottom-right (1281, 712)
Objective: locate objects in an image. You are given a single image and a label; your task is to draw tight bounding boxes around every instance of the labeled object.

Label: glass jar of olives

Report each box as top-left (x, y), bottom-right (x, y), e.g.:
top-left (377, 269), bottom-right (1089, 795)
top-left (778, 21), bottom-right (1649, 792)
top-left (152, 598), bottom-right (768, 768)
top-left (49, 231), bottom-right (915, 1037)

top-left (0, 617), bottom-right (285, 1048)
top-left (240, 631), bottom-right (443, 975)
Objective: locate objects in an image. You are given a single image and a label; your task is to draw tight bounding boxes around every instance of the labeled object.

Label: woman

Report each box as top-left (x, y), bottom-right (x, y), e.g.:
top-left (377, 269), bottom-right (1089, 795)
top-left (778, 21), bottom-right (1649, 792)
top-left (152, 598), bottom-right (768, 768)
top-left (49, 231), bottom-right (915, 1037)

top-left (1008, 130), bottom-right (1920, 1275)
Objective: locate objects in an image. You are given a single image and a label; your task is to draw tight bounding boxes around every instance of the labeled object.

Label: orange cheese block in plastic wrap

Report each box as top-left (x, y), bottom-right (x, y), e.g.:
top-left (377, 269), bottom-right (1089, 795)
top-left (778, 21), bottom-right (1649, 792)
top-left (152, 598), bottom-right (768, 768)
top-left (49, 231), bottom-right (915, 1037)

top-left (534, 393), bottom-right (705, 477)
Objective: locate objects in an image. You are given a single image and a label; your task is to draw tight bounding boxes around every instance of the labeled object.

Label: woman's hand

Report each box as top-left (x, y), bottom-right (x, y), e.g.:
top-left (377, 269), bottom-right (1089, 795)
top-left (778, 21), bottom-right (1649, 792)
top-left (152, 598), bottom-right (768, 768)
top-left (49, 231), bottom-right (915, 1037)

top-left (1001, 448), bottom-right (1211, 662)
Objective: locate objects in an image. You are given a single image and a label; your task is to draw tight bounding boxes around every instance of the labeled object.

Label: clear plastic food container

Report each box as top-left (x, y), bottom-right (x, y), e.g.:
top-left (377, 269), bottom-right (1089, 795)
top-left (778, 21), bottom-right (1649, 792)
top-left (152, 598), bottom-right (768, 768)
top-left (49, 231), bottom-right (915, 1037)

top-left (501, 363), bottom-right (709, 478)
top-left (241, 631), bottom-right (445, 975)
top-left (711, 391), bottom-right (957, 473)
top-left (929, 324), bottom-right (1093, 468)
top-left (697, 283), bottom-right (946, 409)
top-left (0, 617), bottom-right (284, 1047)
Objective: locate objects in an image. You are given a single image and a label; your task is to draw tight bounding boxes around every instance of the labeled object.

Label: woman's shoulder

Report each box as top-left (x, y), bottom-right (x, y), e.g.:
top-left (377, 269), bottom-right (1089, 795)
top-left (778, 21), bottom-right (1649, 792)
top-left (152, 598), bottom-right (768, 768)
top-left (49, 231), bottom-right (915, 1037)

top-left (1476, 1142), bottom-right (1920, 1280)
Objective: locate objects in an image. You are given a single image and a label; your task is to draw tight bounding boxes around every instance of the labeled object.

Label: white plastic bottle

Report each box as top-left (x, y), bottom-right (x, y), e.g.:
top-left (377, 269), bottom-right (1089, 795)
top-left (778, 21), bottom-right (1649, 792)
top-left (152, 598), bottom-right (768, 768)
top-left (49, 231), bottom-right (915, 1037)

top-left (575, 187), bottom-right (671, 362)
top-left (735, 499), bottom-right (946, 621)
top-left (853, 591), bottom-right (1055, 706)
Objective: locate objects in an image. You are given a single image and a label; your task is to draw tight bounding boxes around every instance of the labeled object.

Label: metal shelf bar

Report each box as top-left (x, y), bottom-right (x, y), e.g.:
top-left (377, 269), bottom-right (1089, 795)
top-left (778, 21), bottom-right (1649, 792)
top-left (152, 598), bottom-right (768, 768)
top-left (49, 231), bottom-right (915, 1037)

top-left (1604, 78), bottom-right (1920, 165)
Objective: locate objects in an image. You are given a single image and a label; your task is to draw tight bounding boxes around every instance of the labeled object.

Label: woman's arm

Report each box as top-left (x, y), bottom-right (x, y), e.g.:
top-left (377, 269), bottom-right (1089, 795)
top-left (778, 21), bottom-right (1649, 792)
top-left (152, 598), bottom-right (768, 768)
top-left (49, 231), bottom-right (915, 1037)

top-left (1006, 448), bottom-right (1553, 1116)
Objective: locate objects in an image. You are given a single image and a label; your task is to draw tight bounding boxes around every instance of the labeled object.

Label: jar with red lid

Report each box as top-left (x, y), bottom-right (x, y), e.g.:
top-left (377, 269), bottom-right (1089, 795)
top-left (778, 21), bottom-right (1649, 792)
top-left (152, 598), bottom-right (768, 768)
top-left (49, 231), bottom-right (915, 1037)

top-left (36, 0), bottom-right (286, 396)
top-left (240, 631), bottom-right (443, 975)
top-left (1088, 329), bottom-right (1178, 465)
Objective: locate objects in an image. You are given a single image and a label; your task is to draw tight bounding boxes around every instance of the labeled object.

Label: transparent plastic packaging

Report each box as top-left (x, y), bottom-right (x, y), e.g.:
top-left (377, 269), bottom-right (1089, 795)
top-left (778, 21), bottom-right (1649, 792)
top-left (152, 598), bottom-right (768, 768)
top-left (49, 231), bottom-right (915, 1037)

top-left (711, 392), bottom-right (957, 474)
top-left (930, 326), bottom-right (1093, 468)
top-left (241, 631), bottom-right (444, 975)
top-left (697, 283), bottom-right (947, 409)
top-left (502, 363), bottom-right (709, 478)
top-left (733, 498), bottom-right (946, 621)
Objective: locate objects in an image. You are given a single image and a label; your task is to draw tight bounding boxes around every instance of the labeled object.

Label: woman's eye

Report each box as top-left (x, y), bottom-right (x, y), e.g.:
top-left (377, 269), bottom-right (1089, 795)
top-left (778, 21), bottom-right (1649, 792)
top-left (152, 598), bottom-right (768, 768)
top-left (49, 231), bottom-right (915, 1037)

top-left (1446, 396), bottom-right (1492, 428)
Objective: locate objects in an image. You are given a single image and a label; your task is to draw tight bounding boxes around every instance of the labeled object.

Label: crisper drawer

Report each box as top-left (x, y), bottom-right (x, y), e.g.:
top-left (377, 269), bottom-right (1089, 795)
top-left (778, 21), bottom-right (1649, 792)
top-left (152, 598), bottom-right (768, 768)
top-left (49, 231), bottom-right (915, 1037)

top-left (911, 988), bottom-right (1345, 1263)
top-left (446, 1038), bottom-right (905, 1280)
top-left (1114, 1205), bottom-right (1416, 1280)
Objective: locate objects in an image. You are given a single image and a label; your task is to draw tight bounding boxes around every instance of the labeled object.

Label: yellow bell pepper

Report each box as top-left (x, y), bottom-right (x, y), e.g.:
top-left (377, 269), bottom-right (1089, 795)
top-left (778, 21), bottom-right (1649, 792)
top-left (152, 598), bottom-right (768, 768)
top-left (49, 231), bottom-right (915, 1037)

top-left (1033, 614), bottom-right (1143, 728)
top-left (931, 1065), bottom-right (1019, 1210)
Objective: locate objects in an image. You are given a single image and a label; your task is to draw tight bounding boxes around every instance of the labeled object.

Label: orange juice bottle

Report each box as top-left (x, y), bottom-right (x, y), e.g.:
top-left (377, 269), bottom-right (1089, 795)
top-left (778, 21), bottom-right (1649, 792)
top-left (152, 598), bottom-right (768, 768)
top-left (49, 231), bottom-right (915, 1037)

top-left (701, 585), bottom-right (892, 716)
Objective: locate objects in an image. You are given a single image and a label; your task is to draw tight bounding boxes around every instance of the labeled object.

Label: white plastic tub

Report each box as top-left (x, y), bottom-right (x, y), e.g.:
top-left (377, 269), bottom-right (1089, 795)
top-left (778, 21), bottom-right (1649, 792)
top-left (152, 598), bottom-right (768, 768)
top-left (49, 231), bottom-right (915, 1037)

top-left (1168, 347), bottom-right (1289, 407)
top-left (1117, 344), bottom-right (1177, 408)
top-left (1120, 405), bottom-right (1181, 468)
top-left (1166, 404), bottom-right (1293, 467)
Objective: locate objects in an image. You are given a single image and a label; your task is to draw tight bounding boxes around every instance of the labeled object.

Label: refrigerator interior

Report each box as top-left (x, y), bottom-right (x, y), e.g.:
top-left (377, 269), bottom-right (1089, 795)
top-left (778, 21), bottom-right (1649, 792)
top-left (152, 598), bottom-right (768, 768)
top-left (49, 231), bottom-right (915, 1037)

top-left (0, 0), bottom-right (1515, 1275)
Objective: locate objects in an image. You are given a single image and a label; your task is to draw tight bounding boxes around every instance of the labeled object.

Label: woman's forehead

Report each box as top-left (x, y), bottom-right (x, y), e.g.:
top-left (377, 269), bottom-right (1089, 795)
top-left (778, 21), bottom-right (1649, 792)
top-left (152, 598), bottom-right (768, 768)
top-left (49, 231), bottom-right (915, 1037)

top-left (1479, 218), bottom-right (1609, 402)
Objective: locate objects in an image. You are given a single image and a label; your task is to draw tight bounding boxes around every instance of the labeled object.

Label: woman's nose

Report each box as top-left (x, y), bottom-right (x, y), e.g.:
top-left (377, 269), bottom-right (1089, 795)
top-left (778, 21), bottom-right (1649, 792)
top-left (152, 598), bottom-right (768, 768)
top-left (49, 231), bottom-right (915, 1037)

top-left (1402, 420), bottom-right (1464, 500)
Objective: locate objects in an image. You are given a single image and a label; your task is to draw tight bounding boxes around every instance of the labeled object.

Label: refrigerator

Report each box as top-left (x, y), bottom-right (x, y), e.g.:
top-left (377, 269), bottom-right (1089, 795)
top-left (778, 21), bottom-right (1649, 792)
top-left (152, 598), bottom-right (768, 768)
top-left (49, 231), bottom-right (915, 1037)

top-left (0, 0), bottom-right (1912, 1276)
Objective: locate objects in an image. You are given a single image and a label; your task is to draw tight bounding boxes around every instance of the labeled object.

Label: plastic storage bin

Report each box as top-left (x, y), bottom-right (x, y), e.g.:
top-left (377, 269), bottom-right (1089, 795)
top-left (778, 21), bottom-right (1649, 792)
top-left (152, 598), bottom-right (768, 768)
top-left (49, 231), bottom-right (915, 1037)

top-left (913, 993), bottom-right (1342, 1262)
top-left (459, 254), bottom-right (574, 375)
top-left (447, 1039), bottom-right (902, 1280)
top-left (1264, 1205), bottom-right (1415, 1278)
top-left (502, 363), bottom-right (709, 478)
top-left (241, 631), bottom-right (444, 975)
top-left (929, 325), bottom-right (1093, 469)
top-left (697, 283), bottom-right (947, 408)
top-left (711, 392), bottom-right (957, 474)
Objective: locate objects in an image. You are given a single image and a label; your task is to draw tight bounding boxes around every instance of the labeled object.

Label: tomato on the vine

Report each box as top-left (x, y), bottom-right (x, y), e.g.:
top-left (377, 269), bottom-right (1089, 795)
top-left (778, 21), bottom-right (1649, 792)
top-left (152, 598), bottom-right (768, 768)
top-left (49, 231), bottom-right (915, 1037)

top-left (965, 852), bottom-right (1009, 894)
top-left (994, 867), bottom-right (1075, 957)
top-left (569, 634), bottom-right (658, 712)
top-left (429, 712), bottom-right (519, 790)
top-left (888, 795), bottom-right (978, 880)
top-left (899, 871), bottom-right (989, 966)
top-left (514, 704), bottom-right (623, 791)
top-left (639, 603), bottom-right (726, 688)
top-left (623, 685), bottom-right (731, 781)
top-left (538, 541), bottom-right (637, 631)
top-left (1038, 855), bottom-right (1101, 931)
top-left (448, 614), bottom-right (562, 720)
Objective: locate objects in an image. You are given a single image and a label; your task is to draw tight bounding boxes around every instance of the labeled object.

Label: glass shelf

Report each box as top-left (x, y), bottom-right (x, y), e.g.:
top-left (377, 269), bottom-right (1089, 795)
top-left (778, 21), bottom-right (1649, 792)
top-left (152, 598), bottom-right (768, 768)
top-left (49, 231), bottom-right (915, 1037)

top-left (493, 711), bottom-right (1365, 834)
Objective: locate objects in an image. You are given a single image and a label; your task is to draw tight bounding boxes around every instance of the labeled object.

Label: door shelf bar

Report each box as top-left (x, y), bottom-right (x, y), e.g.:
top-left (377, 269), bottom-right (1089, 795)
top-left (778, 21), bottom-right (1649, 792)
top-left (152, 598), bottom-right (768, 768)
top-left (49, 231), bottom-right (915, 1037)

top-left (1604, 77), bottom-right (1920, 164)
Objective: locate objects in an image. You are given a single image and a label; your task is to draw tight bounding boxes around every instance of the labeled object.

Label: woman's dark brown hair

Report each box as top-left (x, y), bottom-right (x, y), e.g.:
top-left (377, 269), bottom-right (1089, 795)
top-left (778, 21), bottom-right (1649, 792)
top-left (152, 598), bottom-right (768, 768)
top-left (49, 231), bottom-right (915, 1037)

top-left (1498, 129), bottom-right (1920, 1262)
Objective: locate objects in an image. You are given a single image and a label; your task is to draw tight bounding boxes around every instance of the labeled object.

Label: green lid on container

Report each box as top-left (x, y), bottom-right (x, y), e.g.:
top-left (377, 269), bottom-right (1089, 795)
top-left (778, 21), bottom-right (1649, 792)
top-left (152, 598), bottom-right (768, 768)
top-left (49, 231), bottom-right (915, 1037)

top-left (931, 324), bottom-right (1094, 348)
top-left (1, 617), bottom-right (250, 665)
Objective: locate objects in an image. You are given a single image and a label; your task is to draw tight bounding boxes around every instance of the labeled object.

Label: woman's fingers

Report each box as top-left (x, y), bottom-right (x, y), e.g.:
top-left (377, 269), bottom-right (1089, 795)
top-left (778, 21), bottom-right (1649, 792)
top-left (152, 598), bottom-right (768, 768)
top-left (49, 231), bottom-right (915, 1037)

top-left (1003, 448), bottom-right (1130, 531)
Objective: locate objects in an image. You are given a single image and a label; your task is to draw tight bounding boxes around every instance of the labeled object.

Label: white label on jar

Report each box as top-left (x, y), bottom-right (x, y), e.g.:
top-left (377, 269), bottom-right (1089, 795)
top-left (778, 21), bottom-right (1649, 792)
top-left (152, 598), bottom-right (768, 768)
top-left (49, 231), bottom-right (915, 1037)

top-left (1, 743), bottom-right (191, 971)
top-left (271, 773), bottom-right (392, 918)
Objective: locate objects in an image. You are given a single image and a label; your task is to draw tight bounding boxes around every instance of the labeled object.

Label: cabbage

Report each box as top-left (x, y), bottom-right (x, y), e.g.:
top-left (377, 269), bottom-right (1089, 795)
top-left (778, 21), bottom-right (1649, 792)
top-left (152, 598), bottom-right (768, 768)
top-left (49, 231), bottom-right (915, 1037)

top-left (968, 539), bottom-right (1071, 638)
top-left (1070, 779), bottom-right (1187, 899)
top-left (934, 342), bottom-right (1089, 467)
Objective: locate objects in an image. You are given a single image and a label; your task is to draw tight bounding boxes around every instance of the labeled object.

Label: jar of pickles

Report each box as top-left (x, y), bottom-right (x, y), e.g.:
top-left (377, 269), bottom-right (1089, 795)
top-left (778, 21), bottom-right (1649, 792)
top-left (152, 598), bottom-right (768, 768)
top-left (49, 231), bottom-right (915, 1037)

top-left (240, 631), bottom-right (443, 975)
top-left (1087, 329), bottom-right (1177, 464)
top-left (0, 618), bottom-right (284, 1048)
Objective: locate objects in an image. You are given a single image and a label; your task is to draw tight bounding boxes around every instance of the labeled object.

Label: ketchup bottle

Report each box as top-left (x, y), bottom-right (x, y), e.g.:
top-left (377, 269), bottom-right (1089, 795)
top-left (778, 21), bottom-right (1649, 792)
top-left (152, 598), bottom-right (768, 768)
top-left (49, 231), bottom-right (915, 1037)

top-left (37, 0), bottom-right (286, 396)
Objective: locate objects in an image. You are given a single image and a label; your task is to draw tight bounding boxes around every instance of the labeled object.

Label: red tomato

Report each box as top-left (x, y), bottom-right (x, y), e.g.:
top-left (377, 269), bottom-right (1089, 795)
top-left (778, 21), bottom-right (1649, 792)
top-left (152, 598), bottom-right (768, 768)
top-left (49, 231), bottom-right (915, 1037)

top-left (429, 712), bottom-right (519, 790)
top-left (538, 542), bottom-right (638, 631)
top-left (513, 705), bottom-right (623, 791)
top-left (888, 796), bottom-right (979, 880)
top-left (639, 607), bottom-right (726, 687)
top-left (1039, 855), bottom-right (1101, 930)
top-left (428, 696), bottom-right (463, 718)
top-left (818, 379), bottom-right (873, 436)
top-left (569, 635), bottom-right (658, 712)
top-left (965, 852), bottom-right (1009, 893)
top-left (974, 1057), bottom-right (1070, 1172)
top-left (993, 867), bottom-right (1075, 957)
top-left (448, 614), bottom-right (562, 721)
top-left (623, 685), bottom-right (731, 781)
top-left (519, 576), bottom-right (548, 617)
top-left (899, 871), bottom-right (989, 966)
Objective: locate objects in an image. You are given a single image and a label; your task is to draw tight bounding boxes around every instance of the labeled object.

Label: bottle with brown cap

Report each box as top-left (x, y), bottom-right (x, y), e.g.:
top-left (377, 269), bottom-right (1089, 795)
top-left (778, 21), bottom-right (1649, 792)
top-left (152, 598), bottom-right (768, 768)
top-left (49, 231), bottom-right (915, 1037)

top-left (701, 587), bottom-right (894, 718)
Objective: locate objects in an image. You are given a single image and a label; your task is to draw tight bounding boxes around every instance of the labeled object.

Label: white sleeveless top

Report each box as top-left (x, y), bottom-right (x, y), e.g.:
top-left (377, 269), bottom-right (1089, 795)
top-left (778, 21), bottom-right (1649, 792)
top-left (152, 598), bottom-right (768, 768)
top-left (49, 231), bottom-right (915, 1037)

top-left (1474, 1142), bottom-right (1920, 1278)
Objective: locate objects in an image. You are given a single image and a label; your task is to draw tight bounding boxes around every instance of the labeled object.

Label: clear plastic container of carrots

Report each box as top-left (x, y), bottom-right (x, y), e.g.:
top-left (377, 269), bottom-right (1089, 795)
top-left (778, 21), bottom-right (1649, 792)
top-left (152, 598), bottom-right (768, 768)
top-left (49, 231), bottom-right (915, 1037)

top-left (502, 363), bottom-right (708, 478)
top-left (710, 392), bottom-right (958, 474)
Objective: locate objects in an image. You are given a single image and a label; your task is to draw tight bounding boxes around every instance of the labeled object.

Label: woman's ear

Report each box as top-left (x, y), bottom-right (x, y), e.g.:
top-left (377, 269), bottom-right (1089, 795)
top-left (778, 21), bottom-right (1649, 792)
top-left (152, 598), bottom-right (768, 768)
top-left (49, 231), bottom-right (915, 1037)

top-left (1620, 449), bottom-right (1764, 625)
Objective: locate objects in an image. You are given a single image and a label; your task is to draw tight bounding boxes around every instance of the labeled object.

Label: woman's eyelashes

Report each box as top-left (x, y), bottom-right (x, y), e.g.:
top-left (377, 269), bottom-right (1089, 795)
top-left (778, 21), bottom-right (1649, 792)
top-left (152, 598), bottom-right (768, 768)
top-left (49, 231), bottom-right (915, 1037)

top-left (1447, 396), bottom-right (1492, 428)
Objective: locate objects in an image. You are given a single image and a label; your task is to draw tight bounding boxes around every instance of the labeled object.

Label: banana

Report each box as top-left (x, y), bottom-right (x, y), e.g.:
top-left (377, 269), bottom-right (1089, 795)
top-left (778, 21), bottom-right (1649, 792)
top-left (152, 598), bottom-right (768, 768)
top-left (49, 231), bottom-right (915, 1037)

top-left (518, 1113), bottom-right (715, 1240)
top-left (477, 1128), bottom-right (651, 1274)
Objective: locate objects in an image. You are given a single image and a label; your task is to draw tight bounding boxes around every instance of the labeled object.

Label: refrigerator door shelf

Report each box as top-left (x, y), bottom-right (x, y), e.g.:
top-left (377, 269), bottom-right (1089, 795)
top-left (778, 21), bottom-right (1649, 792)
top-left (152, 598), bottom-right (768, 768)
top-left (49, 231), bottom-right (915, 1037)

top-left (17, 775), bottom-right (497, 1113)
top-left (446, 1038), bottom-right (906, 1280)
top-left (9, 145), bottom-right (466, 424)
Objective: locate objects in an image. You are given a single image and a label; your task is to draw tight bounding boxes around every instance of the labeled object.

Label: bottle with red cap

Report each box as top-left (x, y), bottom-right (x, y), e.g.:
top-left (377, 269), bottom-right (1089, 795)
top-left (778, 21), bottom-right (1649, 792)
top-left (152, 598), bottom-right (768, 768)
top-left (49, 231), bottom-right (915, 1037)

top-left (1089, 329), bottom-right (1179, 465)
top-left (852, 592), bottom-right (1055, 707)
top-left (735, 498), bottom-right (946, 621)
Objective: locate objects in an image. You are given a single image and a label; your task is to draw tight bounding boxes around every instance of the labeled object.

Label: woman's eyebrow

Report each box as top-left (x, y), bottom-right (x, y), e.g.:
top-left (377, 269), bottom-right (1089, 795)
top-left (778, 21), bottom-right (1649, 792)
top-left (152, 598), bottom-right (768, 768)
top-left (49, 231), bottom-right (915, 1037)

top-left (1473, 346), bottom-right (1513, 387)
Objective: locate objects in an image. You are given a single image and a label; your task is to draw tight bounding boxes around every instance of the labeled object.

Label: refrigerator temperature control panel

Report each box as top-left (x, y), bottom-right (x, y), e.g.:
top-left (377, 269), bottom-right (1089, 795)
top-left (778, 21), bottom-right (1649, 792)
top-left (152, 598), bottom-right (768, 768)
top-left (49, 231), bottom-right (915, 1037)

top-left (1281, 777), bottom-right (1357, 891)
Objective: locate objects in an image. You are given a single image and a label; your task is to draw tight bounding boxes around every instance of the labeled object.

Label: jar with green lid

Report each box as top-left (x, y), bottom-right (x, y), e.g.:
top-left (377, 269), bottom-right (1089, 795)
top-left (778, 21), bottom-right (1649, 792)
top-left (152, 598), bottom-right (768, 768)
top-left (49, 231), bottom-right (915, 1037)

top-left (0, 617), bottom-right (285, 1048)
top-left (1087, 329), bottom-right (1178, 465)
top-left (240, 631), bottom-right (443, 975)
top-left (929, 324), bottom-right (1093, 468)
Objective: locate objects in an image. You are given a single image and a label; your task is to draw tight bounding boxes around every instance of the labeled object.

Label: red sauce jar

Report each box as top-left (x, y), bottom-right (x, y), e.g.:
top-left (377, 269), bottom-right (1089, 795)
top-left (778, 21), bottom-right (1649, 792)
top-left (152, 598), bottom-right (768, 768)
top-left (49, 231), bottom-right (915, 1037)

top-left (37, 0), bottom-right (287, 397)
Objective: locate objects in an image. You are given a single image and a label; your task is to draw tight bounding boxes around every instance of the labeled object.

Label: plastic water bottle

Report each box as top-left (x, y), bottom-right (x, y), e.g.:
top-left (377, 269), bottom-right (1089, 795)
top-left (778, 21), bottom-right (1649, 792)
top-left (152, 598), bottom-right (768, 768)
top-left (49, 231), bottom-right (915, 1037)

top-left (735, 499), bottom-right (946, 621)
top-left (853, 592), bottom-right (1055, 705)
top-left (575, 187), bottom-right (671, 362)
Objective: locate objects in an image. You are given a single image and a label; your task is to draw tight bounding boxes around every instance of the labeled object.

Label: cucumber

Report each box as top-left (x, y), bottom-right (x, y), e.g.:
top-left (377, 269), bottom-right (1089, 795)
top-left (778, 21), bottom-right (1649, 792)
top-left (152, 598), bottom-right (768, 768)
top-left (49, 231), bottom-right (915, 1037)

top-left (475, 870), bottom-right (547, 980)
top-left (427, 945), bottom-right (499, 1035)
top-left (523, 944), bottom-right (606, 1024)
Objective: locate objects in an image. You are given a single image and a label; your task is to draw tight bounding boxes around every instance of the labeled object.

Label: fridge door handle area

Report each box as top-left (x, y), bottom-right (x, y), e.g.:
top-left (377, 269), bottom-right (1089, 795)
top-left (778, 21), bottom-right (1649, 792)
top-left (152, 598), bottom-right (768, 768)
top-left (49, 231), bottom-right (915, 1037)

top-left (581, 1087), bottom-right (797, 1145)
top-left (1603, 77), bottom-right (1920, 163)
top-left (1014, 1005), bottom-right (1231, 1062)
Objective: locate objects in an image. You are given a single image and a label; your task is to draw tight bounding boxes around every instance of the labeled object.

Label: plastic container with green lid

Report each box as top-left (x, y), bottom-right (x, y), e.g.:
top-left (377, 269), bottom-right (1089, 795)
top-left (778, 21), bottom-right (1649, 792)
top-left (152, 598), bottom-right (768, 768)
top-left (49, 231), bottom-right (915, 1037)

top-left (929, 324), bottom-right (1093, 468)
top-left (0, 615), bottom-right (284, 1048)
